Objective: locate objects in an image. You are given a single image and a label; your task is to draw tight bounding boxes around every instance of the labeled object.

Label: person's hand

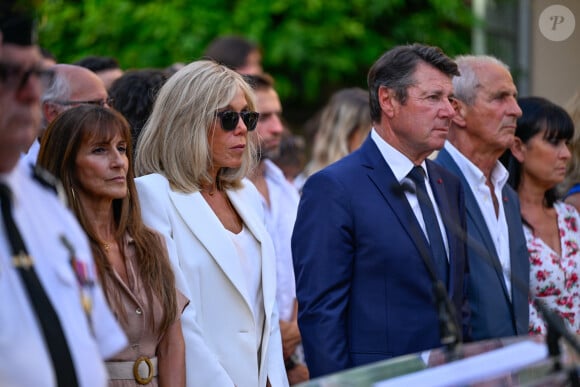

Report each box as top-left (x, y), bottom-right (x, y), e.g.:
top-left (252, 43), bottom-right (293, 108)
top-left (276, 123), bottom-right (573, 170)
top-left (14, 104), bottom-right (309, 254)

top-left (280, 319), bottom-right (301, 359)
top-left (287, 364), bottom-right (309, 385)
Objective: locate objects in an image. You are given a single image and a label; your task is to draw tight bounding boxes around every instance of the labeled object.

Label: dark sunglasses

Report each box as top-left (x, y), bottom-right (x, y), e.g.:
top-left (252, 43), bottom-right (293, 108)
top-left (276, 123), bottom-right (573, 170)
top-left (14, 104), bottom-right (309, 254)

top-left (0, 62), bottom-right (55, 91)
top-left (216, 110), bottom-right (259, 132)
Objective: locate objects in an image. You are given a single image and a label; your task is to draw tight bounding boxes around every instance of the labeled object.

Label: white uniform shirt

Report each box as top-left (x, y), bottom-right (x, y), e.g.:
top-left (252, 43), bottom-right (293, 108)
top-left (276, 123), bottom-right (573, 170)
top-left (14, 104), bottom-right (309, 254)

top-left (443, 141), bottom-right (512, 298)
top-left (261, 159), bottom-right (300, 322)
top-left (21, 138), bottom-right (40, 167)
top-left (0, 160), bottom-right (127, 387)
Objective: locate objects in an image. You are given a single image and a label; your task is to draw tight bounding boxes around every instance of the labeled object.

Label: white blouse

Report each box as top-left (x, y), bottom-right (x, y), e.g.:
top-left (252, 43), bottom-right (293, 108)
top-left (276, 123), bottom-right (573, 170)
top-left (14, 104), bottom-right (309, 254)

top-left (228, 226), bottom-right (266, 356)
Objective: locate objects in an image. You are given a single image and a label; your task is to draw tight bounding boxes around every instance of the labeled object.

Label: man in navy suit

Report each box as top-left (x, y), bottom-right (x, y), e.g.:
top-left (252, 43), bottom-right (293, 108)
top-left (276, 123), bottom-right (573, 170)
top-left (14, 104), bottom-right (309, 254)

top-left (292, 44), bottom-right (470, 378)
top-left (435, 55), bottom-right (529, 340)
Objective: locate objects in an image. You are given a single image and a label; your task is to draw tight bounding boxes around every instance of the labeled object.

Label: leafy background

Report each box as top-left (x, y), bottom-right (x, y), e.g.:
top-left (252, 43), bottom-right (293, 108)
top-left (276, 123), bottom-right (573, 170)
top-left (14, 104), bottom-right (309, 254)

top-left (38, 0), bottom-right (475, 131)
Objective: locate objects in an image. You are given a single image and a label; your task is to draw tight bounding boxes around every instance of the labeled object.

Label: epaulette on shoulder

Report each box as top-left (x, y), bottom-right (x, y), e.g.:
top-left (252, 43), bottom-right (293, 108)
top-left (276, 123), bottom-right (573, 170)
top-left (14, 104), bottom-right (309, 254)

top-left (31, 165), bottom-right (68, 205)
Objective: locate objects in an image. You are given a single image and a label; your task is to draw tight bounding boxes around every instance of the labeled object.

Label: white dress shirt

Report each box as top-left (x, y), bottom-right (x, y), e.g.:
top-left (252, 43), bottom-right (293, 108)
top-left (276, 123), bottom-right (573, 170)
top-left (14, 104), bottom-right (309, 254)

top-left (371, 129), bottom-right (449, 257)
top-left (443, 141), bottom-right (512, 298)
top-left (261, 159), bottom-right (300, 322)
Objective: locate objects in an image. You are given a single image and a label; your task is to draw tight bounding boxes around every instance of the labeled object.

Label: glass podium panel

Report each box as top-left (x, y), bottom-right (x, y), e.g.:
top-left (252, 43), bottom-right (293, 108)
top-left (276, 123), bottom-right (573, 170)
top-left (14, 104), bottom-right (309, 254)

top-left (294, 336), bottom-right (579, 387)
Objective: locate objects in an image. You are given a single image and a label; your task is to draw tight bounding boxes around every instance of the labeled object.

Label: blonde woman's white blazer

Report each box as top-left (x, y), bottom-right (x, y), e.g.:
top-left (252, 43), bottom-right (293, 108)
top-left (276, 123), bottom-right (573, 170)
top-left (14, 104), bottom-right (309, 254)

top-left (136, 174), bottom-right (288, 387)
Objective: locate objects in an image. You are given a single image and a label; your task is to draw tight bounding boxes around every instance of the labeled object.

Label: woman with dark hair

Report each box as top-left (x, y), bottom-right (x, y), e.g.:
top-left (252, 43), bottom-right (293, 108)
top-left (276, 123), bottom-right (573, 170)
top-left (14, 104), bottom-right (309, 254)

top-left (559, 91), bottom-right (580, 211)
top-left (502, 96), bottom-right (580, 335)
top-left (37, 105), bottom-right (188, 386)
top-left (108, 68), bottom-right (169, 157)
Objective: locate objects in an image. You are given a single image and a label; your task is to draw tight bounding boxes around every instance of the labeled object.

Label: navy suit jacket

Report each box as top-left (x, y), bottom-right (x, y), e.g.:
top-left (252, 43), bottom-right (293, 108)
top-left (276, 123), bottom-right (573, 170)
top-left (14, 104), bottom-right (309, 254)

top-left (292, 136), bottom-right (469, 378)
top-left (435, 147), bottom-right (529, 340)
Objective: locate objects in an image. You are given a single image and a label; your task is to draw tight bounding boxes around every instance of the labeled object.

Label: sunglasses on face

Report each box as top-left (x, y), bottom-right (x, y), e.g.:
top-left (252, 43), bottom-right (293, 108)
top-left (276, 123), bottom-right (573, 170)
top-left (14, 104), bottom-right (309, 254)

top-left (216, 110), bottom-right (259, 132)
top-left (0, 62), bottom-right (55, 91)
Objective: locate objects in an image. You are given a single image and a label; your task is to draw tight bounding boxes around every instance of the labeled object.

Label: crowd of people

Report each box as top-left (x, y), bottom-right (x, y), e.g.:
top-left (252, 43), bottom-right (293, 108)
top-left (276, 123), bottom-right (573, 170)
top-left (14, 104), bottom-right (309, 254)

top-left (2, 2), bottom-right (580, 387)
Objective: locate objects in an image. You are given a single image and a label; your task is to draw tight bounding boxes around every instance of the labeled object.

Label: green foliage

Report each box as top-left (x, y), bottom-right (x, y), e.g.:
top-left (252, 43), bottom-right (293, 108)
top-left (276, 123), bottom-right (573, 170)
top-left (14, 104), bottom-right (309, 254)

top-left (38, 0), bottom-right (474, 127)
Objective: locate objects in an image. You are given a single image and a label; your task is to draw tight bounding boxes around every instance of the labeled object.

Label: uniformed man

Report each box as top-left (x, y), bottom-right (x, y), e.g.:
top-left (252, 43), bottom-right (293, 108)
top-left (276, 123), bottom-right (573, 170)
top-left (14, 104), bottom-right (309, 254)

top-left (0, 4), bottom-right (127, 386)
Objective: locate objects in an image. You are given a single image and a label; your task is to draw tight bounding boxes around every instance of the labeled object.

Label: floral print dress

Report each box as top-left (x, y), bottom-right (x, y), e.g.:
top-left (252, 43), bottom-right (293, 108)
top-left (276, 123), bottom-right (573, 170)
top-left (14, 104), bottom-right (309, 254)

top-left (526, 202), bottom-right (580, 335)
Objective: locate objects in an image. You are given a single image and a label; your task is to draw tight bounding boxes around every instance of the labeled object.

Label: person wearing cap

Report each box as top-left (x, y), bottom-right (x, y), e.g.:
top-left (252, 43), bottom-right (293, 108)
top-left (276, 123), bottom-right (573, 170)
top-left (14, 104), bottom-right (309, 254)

top-left (0, 4), bottom-right (127, 386)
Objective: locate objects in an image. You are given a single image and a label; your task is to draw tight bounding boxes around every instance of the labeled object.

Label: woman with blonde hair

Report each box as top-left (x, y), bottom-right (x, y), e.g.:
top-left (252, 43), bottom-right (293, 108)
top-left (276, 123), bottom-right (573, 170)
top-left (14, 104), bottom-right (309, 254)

top-left (299, 87), bottom-right (371, 186)
top-left (135, 60), bottom-right (288, 387)
top-left (37, 105), bottom-right (187, 386)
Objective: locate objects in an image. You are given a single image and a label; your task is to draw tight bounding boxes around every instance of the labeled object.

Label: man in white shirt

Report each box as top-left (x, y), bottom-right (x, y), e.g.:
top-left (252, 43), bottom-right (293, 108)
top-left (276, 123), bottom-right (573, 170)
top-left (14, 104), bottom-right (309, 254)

top-left (245, 73), bottom-right (308, 384)
top-left (0, 5), bottom-right (127, 386)
top-left (435, 55), bottom-right (529, 340)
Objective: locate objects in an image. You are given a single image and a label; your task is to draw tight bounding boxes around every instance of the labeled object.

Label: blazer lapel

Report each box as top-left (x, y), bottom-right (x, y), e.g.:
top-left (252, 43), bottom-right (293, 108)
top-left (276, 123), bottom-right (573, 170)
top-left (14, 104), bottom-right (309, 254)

top-left (503, 186), bottom-right (530, 331)
top-left (168, 190), bottom-right (253, 312)
top-left (426, 161), bottom-right (455, 292)
top-left (227, 187), bottom-right (276, 367)
top-left (361, 139), bottom-right (435, 276)
top-left (437, 149), bottom-right (510, 298)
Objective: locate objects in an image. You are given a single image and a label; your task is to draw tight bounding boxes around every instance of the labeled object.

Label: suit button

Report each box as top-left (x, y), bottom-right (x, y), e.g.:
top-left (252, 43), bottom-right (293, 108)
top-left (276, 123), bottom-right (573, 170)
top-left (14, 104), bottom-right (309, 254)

top-left (136, 307), bottom-right (142, 315)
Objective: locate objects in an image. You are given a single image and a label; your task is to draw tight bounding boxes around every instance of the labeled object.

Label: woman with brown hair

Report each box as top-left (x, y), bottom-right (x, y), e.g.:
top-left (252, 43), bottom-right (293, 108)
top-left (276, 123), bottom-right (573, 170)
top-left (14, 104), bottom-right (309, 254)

top-left (37, 105), bottom-right (187, 386)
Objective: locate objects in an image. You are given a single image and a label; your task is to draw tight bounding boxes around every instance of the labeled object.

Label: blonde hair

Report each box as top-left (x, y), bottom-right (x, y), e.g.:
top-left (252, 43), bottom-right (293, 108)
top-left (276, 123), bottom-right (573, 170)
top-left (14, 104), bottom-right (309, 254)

top-left (303, 87), bottom-right (371, 178)
top-left (135, 60), bottom-right (258, 192)
top-left (559, 91), bottom-right (580, 196)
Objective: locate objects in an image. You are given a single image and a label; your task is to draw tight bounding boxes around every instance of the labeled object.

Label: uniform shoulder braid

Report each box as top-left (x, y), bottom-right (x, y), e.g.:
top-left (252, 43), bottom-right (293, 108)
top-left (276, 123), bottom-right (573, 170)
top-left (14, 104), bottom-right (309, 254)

top-left (31, 165), bottom-right (67, 204)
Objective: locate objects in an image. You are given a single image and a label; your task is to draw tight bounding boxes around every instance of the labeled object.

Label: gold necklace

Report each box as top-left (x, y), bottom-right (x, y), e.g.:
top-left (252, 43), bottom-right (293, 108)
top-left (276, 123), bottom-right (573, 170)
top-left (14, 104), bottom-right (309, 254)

top-left (99, 239), bottom-right (115, 253)
top-left (202, 179), bottom-right (220, 197)
top-left (102, 242), bottom-right (111, 252)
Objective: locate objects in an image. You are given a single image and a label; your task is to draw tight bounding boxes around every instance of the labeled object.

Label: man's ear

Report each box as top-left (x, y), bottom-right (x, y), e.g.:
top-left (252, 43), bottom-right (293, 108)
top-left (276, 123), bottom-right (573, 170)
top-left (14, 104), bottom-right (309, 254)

top-left (42, 102), bottom-right (59, 123)
top-left (510, 136), bottom-right (526, 162)
top-left (451, 98), bottom-right (467, 128)
top-left (378, 86), bottom-right (396, 118)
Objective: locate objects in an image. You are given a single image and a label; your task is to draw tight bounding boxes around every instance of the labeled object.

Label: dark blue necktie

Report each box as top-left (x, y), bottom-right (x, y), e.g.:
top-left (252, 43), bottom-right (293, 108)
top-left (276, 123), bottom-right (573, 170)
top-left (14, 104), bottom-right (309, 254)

top-left (0, 183), bottom-right (79, 387)
top-left (408, 166), bottom-right (449, 287)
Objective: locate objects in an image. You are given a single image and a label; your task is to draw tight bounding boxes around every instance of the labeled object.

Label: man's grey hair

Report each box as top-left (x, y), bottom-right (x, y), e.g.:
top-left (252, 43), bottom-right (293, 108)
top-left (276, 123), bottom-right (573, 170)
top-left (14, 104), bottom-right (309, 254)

top-left (40, 68), bottom-right (72, 129)
top-left (452, 55), bottom-right (510, 106)
top-left (41, 69), bottom-right (71, 104)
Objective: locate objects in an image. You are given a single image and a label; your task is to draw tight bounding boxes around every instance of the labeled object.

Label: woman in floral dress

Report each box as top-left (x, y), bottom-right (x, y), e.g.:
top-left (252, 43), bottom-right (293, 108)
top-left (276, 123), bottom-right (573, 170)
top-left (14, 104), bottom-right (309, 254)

top-left (502, 96), bottom-right (580, 335)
